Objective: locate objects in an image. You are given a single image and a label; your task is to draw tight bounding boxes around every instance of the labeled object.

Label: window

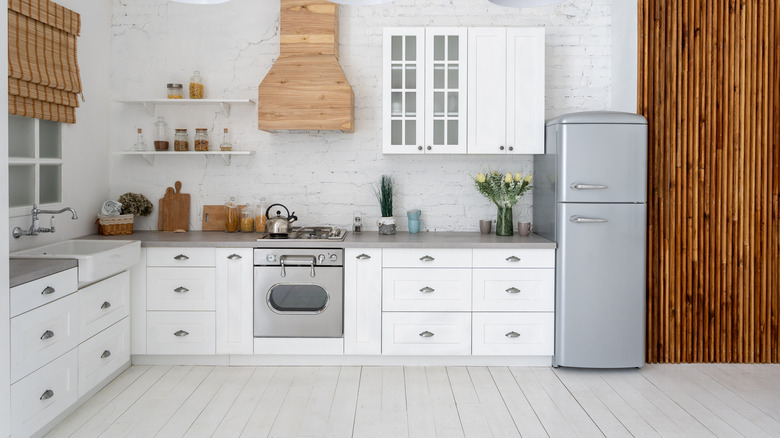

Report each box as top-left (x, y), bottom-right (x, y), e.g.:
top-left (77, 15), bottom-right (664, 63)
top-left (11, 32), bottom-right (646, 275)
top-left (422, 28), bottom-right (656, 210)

top-left (8, 115), bottom-right (63, 215)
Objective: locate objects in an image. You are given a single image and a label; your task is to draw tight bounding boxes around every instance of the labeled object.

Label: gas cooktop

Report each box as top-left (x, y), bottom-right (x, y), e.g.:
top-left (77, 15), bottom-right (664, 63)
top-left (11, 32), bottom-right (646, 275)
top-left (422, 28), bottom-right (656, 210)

top-left (256, 226), bottom-right (348, 241)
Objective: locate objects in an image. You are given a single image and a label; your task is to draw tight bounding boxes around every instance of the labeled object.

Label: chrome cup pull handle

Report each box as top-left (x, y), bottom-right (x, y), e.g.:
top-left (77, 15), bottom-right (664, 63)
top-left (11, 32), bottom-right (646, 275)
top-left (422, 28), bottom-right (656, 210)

top-left (101, 350), bottom-right (112, 359)
top-left (419, 286), bottom-right (435, 293)
top-left (101, 301), bottom-right (112, 309)
top-left (570, 216), bottom-right (608, 224)
top-left (419, 331), bottom-right (434, 338)
top-left (174, 254), bottom-right (189, 261)
top-left (227, 254), bottom-right (242, 260)
top-left (174, 286), bottom-right (189, 293)
top-left (356, 253), bottom-right (371, 260)
top-left (40, 389), bottom-right (54, 401)
top-left (40, 330), bottom-right (55, 340)
top-left (419, 255), bottom-right (435, 262)
top-left (505, 331), bottom-right (521, 338)
top-left (41, 286), bottom-right (56, 295)
top-left (570, 183), bottom-right (609, 190)
top-left (506, 256), bottom-right (521, 262)
top-left (506, 287), bottom-right (521, 294)
top-left (174, 330), bottom-right (189, 337)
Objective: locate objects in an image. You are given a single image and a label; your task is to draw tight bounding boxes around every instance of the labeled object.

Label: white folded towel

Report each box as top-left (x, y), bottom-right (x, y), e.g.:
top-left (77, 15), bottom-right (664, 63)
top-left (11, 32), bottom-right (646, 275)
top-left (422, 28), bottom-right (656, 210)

top-left (101, 200), bottom-right (123, 216)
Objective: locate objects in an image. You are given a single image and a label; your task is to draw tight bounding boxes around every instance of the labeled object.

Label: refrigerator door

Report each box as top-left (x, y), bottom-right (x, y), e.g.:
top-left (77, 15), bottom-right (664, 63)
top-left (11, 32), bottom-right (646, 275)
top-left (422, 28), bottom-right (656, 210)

top-left (555, 202), bottom-right (646, 368)
top-left (557, 123), bottom-right (647, 203)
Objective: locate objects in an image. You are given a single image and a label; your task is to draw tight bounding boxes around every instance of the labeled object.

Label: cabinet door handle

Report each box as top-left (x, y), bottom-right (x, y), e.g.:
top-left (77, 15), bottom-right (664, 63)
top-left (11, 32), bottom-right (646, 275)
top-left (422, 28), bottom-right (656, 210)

top-left (419, 286), bottom-right (435, 293)
top-left (570, 216), bottom-right (608, 224)
top-left (500, 145), bottom-right (505, 151)
top-left (506, 287), bottom-right (521, 294)
top-left (101, 301), bottom-right (112, 309)
top-left (419, 255), bottom-right (435, 262)
top-left (427, 146), bottom-right (432, 151)
top-left (174, 286), bottom-right (189, 293)
top-left (40, 330), bottom-right (55, 340)
top-left (227, 254), bottom-right (242, 260)
top-left (41, 286), bottom-right (56, 295)
top-left (508, 146), bottom-right (514, 151)
top-left (505, 331), bottom-right (521, 338)
top-left (419, 331), bottom-right (434, 338)
top-left (174, 254), bottom-right (189, 261)
top-left (40, 389), bottom-right (54, 401)
top-left (101, 350), bottom-right (112, 359)
top-left (506, 256), bottom-right (521, 262)
top-left (418, 146), bottom-right (423, 151)
top-left (356, 253), bottom-right (371, 260)
top-left (174, 330), bottom-right (189, 337)
top-left (570, 183), bottom-right (609, 190)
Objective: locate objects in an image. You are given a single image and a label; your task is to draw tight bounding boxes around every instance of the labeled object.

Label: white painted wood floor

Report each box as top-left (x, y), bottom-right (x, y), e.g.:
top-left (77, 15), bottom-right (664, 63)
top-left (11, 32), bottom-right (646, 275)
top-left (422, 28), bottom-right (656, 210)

top-left (45, 364), bottom-right (780, 438)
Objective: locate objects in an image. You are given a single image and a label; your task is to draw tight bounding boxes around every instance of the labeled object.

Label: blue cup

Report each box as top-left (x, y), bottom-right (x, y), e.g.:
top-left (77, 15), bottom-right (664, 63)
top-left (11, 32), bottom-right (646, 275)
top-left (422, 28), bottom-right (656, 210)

top-left (408, 219), bottom-right (420, 234)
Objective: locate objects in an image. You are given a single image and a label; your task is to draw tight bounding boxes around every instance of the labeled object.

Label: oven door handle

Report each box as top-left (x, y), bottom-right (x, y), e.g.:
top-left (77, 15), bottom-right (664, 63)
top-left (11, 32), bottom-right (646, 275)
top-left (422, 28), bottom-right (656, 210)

top-left (279, 255), bottom-right (317, 278)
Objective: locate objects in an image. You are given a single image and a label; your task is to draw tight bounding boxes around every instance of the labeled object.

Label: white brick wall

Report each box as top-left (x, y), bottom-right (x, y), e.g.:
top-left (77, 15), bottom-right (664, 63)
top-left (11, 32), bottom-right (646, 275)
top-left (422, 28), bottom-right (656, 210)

top-left (110, 0), bottom-right (617, 232)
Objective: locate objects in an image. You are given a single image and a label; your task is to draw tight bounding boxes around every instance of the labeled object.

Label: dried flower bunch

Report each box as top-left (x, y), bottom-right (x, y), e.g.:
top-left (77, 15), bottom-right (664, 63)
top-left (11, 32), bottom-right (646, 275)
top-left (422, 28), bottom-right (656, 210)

top-left (118, 192), bottom-right (153, 216)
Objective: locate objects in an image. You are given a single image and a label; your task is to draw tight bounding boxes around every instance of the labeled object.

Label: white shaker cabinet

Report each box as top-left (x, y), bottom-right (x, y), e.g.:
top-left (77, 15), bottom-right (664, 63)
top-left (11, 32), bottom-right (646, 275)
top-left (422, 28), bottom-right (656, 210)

top-left (344, 249), bottom-right (382, 355)
top-left (467, 27), bottom-right (545, 154)
top-left (215, 248), bottom-right (253, 355)
top-left (383, 28), bottom-right (425, 153)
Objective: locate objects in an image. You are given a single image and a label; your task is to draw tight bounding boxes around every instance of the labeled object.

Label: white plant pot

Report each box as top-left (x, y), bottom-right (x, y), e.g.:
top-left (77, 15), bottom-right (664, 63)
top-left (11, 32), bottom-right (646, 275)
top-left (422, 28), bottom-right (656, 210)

top-left (377, 216), bottom-right (396, 235)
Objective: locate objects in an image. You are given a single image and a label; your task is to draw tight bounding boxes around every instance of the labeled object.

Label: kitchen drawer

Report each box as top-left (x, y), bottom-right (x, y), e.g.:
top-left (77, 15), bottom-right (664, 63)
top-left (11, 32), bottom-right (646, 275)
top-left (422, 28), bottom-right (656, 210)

top-left (382, 312), bottom-right (471, 355)
top-left (472, 312), bottom-right (554, 356)
top-left (79, 271), bottom-right (131, 342)
top-left (472, 249), bottom-right (555, 269)
top-left (147, 247), bottom-right (216, 267)
top-left (472, 269), bottom-right (554, 312)
top-left (147, 311), bottom-right (216, 355)
top-left (10, 267), bottom-right (78, 317)
top-left (147, 267), bottom-right (216, 311)
top-left (382, 268), bottom-right (471, 311)
top-left (78, 318), bottom-right (130, 396)
top-left (11, 349), bottom-right (78, 438)
top-left (383, 248), bottom-right (472, 268)
top-left (11, 293), bottom-right (79, 383)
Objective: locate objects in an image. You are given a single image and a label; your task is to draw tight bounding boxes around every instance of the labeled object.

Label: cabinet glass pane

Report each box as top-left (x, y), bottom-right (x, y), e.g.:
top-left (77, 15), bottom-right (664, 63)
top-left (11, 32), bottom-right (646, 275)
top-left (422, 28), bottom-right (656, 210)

top-left (448, 36), bottom-right (459, 60)
top-left (405, 120), bottom-right (416, 146)
top-left (433, 64), bottom-right (445, 89)
top-left (433, 120), bottom-right (444, 145)
top-left (9, 164), bottom-right (35, 208)
top-left (433, 35), bottom-right (445, 61)
top-left (391, 92), bottom-right (402, 116)
top-left (405, 92), bottom-right (416, 116)
top-left (447, 65), bottom-right (459, 88)
top-left (391, 120), bottom-right (402, 146)
top-left (8, 115), bottom-right (35, 159)
top-left (391, 65), bottom-right (403, 89)
top-left (405, 66), bottom-right (417, 89)
top-left (39, 120), bottom-right (61, 159)
top-left (433, 92), bottom-right (445, 117)
top-left (447, 120), bottom-right (459, 145)
top-left (391, 36), bottom-right (403, 61)
top-left (448, 92), bottom-right (459, 116)
top-left (405, 36), bottom-right (416, 61)
top-left (39, 164), bottom-right (62, 204)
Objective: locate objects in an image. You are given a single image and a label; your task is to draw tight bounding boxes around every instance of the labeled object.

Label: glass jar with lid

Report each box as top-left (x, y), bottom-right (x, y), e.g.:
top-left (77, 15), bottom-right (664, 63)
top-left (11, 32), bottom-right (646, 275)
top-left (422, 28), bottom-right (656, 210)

top-left (240, 205), bottom-right (255, 232)
top-left (189, 71), bottom-right (204, 99)
top-left (194, 128), bottom-right (209, 151)
top-left (224, 197), bottom-right (239, 233)
top-left (154, 116), bottom-right (169, 151)
top-left (254, 204), bottom-right (267, 232)
top-left (167, 83), bottom-right (183, 99)
top-left (174, 129), bottom-right (189, 151)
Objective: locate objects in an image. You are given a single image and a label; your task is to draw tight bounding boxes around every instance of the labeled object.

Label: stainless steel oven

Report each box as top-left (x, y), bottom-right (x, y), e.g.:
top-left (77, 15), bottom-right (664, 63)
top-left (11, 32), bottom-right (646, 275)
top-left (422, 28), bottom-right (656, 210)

top-left (253, 248), bottom-right (343, 338)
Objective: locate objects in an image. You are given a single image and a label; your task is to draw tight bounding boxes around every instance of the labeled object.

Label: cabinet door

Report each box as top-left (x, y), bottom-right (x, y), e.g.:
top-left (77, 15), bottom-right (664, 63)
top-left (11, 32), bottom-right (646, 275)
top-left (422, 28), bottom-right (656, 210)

top-left (215, 248), bottom-right (253, 355)
top-left (467, 28), bottom-right (508, 154)
top-left (78, 271), bottom-right (130, 342)
top-left (382, 312), bottom-right (471, 355)
top-left (383, 28), bottom-right (426, 154)
top-left (425, 28), bottom-right (467, 154)
top-left (344, 249), bottom-right (382, 355)
top-left (383, 268), bottom-right (471, 312)
top-left (147, 267), bottom-right (216, 311)
top-left (506, 27), bottom-right (545, 154)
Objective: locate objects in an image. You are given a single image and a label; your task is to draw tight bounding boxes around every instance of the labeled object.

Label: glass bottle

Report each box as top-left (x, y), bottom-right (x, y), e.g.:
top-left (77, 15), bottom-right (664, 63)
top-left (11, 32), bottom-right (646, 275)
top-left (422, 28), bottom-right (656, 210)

top-left (240, 205), bottom-right (255, 232)
top-left (154, 116), bottom-right (169, 151)
top-left (224, 197), bottom-right (239, 233)
top-left (219, 128), bottom-right (232, 151)
top-left (174, 129), bottom-right (189, 151)
top-left (194, 128), bottom-right (209, 151)
top-left (131, 128), bottom-right (147, 151)
top-left (189, 71), bottom-right (204, 99)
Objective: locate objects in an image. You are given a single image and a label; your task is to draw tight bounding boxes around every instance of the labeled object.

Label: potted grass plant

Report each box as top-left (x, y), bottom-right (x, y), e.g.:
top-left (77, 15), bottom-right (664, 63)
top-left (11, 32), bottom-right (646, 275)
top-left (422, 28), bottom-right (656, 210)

top-left (375, 175), bottom-right (396, 235)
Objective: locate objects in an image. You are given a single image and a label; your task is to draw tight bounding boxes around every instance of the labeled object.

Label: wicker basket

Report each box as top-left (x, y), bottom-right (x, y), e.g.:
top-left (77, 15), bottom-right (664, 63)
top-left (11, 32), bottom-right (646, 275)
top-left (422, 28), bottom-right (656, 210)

top-left (96, 214), bottom-right (134, 236)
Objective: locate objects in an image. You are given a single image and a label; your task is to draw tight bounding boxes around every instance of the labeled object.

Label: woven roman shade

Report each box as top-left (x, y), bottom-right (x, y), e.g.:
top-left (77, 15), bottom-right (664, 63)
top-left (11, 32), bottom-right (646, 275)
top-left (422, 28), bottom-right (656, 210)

top-left (8, 0), bottom-right (82, 123)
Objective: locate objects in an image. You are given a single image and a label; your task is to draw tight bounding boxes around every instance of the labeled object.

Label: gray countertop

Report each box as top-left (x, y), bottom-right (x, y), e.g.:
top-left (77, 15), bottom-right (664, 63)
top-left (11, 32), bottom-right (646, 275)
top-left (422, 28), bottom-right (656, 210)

top-left (10, 258), bottom-right (78, 288)
top-left (81, 230), bottom-right (556, 249)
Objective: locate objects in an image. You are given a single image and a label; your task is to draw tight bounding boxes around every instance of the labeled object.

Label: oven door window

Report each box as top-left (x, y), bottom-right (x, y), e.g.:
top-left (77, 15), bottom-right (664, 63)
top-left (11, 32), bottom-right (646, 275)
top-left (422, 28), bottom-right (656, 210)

top-left (267, 284), bottom-right (330, 314)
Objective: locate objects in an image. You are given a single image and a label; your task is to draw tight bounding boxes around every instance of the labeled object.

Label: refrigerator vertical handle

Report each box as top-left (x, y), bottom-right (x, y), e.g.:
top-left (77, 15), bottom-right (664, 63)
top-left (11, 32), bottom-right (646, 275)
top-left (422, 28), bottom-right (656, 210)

top-left (569, 216), bottom-right (609, 223)
top-left (570, 183), bottom-right (609, 190)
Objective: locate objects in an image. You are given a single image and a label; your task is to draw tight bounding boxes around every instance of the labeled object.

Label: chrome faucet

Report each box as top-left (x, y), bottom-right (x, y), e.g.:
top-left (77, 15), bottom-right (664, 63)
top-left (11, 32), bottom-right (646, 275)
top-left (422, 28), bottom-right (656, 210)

top-left (12, 204), bottom-right (79, 238)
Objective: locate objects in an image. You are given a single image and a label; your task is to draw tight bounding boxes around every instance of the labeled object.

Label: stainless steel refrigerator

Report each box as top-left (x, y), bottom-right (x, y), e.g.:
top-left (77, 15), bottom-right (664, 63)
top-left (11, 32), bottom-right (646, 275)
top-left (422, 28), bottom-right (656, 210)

top-left (534, 111), bottom-right (647, 368)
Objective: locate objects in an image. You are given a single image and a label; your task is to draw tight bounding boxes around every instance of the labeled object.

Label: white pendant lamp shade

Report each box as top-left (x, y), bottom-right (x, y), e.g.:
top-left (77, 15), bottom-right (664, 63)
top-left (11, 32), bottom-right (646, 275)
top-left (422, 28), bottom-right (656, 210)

top-left (328, 0), bottom-right (393, 4)
top-left (488, 0), bottom-right (564, 7)
top-left (170, 0), bottom-right (231, 4)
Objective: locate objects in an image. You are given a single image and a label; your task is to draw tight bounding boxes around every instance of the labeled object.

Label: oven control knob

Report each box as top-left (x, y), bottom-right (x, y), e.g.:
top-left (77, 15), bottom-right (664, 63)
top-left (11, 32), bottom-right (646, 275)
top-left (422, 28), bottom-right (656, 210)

top-left (329, 254), bottom-right (338, 262)
top-left (266, 254), bottom-right (276, 262)
top-left (317, 254), bottom-right (326, 264)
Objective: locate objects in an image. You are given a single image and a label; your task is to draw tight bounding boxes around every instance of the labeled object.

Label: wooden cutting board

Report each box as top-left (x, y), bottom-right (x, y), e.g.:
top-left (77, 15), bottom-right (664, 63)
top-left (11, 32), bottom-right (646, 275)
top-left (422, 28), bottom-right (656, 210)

top-left (202, 205), bottom-right (226, 231)
top-left (158, 181), bottom-right (190, 231)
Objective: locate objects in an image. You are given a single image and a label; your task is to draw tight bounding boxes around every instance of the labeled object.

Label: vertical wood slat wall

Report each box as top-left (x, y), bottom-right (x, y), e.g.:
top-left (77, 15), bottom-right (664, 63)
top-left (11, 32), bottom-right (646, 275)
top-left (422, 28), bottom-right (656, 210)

top-left (639, 0), bottom-right (780, 363)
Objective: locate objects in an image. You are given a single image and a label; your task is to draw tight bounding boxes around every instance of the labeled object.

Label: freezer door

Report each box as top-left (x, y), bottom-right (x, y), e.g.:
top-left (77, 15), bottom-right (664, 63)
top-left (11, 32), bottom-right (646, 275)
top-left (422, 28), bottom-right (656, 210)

top-left (557, 123), bottom-right (647, 203)
top-left (555, 203), bottom-right (646, 368)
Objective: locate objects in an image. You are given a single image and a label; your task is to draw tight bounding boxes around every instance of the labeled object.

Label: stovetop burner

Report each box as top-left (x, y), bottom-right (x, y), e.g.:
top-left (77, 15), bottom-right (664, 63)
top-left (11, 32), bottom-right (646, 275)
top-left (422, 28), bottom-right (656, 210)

top-left (257, 226), bottom-right (347, 241)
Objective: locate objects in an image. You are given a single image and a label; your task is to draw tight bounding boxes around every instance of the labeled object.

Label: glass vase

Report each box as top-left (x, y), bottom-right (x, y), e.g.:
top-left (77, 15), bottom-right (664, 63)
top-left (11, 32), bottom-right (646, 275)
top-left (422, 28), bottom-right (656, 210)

top-left (496, 205), bottom-right (513, 236)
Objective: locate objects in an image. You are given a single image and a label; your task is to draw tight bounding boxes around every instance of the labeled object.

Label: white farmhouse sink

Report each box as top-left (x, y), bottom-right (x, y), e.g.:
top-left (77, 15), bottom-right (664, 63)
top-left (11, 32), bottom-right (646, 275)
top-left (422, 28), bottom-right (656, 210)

top-left (11, 239), bottom-right (141, 286)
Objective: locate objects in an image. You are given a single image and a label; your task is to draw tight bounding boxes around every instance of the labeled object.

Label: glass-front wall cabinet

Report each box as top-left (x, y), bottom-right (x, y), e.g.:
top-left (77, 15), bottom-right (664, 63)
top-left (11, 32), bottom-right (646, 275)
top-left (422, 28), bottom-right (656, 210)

top-left (424, 29), bottom-right (467, 154)
top-left (383, 28), bottom-right (425, 153)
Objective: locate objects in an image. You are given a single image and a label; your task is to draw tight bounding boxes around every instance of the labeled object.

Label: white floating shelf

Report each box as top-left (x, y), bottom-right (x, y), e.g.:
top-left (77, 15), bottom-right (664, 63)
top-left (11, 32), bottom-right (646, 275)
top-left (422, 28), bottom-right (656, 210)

top-left (115, 98), bottom-right (255, 116)
top-left (114, 150), bottom-right (254, 165)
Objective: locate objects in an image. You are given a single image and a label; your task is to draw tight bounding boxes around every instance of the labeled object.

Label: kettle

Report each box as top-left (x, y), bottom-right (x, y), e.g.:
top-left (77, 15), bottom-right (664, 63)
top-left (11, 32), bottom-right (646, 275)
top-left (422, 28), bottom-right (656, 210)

top-left (265, 203), bottom-right (298, 235)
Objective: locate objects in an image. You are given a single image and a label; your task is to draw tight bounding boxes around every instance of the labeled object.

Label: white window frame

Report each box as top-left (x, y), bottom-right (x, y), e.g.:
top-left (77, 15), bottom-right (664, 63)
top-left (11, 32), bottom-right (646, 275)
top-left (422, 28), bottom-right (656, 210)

top-left (8, 116), bottom-right (64, 217)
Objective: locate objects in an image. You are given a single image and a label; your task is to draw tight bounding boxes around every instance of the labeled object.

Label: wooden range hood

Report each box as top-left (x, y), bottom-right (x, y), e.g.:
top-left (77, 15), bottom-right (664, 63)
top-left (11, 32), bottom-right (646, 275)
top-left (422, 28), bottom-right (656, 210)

top-left (258, 0), bottom-right (354, 133)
